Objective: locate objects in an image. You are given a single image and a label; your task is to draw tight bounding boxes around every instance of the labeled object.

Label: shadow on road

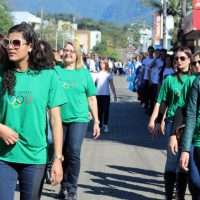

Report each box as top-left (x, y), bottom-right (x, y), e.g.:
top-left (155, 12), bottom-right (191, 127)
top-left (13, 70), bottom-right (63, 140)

top-left (79, 165), bottom-right (164, 200)
top-left (108, 165), bottom-right (163, 178)
top-left (87, 100), bottom-right (167, 150)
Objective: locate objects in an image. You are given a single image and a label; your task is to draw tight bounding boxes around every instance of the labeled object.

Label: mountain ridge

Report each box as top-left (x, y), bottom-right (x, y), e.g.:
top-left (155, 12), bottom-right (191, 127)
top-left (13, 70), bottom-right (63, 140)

top-left (7, 0), bottom-right (154, 25)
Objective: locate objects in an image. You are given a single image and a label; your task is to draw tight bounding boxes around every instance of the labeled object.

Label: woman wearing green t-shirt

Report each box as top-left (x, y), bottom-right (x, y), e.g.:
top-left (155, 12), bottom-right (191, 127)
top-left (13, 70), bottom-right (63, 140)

top-left (148, 47), bottom-right (194, 200)
top-left (0, 23), bottom-right (66, 200)
top-left (56, 41), bottom-right (100, 200)
top-left (180, 51), bottom-right (200, 199)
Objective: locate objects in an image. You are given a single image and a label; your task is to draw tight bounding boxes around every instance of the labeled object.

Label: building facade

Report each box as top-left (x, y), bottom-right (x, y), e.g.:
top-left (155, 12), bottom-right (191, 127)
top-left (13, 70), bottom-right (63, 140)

top-left (75, 30), bottom-right (101, 54)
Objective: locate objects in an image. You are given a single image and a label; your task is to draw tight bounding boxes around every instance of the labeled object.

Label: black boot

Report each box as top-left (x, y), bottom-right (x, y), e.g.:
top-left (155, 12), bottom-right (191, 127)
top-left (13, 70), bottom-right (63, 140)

top-left (176, 172), bottom-right (188, 200)
top-left (164, 171), bottom-right (176, 200)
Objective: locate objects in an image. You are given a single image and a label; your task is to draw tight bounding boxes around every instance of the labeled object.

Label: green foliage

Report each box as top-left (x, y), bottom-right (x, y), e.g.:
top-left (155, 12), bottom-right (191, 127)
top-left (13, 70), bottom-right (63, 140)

top-left (127, 23), bottom-right (144, 47)
top-left (0, 0), bottom-right (13, 34)
top-left (79, 17), bottom-right (144, 59)
top-left (140, 0), bottom-right (192, 45)
top-left (140, 0), bottom-right (161, 10)
top-left (78, 18), bottom-right (143, 50)
top-left (140, 0), bottom-right (183, 16)
top-left (43, 13), bottom-right (74, 23)
top-left (36, 21), bottom-right (64, 49)
top-left (93, 41), bottom-right (119, 60)
top-left (78, 18), bottom-right (101, 30)
top-left (40, 14), bottom-right (142, 59)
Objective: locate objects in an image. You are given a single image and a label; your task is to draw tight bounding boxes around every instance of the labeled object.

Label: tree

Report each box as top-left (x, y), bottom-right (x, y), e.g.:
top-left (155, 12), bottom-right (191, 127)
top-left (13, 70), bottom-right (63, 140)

top-left (140, 0), bottom-right (192, 45)
top-left (0, 0), bottom-right (13, 34)
top-left (93, 40), bottom-right (119, 60)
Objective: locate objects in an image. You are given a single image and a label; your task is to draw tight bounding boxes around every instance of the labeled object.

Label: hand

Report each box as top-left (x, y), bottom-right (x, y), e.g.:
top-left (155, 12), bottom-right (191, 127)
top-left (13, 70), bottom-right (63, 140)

top-left (179, 152), bottom-right (189, 171)
top-left (148, 120), bottom-right (155, 134)
top-left (93, 122), bottom-right (100, 139)
top-left (50, 159), bottom-right (63, 186)
top-left (168, 135), bottom-right (178, 155)
top-left (0, 125), bottom-right (19, 145)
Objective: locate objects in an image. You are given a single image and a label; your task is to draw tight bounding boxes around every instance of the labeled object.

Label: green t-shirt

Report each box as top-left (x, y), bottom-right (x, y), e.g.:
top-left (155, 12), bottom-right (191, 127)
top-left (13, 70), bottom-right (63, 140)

top-left (55, 66), bottom-right (96, 123)
top-left (181, 76), bottom-right (200, 151)
top-left (157, 74), bottom-right (195, 118)
top-left (0, 69), bottom-right (67, 164)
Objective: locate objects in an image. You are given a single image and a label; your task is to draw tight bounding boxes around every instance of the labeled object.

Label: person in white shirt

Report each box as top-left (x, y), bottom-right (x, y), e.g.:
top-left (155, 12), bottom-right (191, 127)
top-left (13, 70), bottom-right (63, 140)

top-left (87, 54), bottom-right (96, 72)
top-left (108, 58), bottom-right (114, 72)
top-left (96, 58), bottom-right (117, 133)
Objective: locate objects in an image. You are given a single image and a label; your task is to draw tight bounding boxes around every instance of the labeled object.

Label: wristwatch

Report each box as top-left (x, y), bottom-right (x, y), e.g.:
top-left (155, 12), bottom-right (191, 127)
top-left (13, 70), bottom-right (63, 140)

top-left (54, 155), bottom-right (64, 162)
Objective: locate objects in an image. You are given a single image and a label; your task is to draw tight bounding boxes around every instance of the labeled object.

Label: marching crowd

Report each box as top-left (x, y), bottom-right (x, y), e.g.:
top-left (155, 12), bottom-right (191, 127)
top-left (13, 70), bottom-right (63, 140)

top-left (127, 45), bottom-right (200, 200)
top-left (0, 22), bottom-right (117, 200)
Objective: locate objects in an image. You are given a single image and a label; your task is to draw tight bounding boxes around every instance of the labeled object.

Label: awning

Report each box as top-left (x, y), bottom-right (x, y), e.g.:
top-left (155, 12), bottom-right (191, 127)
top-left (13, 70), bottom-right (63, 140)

top-left (182, 1), bottom-right (200, 39)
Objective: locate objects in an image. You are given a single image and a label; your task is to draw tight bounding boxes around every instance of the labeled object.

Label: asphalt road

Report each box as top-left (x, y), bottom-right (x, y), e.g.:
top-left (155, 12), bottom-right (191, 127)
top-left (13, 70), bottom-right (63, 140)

top-left (15, 75), bottom-right (191, 200)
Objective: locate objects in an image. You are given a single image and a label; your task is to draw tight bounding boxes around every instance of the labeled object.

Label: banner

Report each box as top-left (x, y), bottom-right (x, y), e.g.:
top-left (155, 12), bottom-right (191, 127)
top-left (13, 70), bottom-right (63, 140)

top-left (193, 0), bottom-right (200, 9)
top-left (193, 0), bottom-right (200, 30)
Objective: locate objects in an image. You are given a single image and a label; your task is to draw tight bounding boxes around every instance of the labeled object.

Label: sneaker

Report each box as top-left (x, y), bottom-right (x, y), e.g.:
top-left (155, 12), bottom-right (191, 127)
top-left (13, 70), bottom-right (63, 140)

top-left (58, 188), bottom-right (68, 199)
top-left (68, 192), bottom-right (77, 200)
top-left (103, 125), bottom-right (109, 133)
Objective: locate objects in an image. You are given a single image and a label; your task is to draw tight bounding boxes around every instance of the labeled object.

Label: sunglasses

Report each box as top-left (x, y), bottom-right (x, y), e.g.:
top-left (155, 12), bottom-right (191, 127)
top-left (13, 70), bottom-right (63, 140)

top-left (63, 49), bottom-right (75, 54)
top-left (175, 56), bottom-right (188, 62)
top-left (192, 60), bottom-right (200, 66)
top-left (2, 38), bottom-right (27, 49)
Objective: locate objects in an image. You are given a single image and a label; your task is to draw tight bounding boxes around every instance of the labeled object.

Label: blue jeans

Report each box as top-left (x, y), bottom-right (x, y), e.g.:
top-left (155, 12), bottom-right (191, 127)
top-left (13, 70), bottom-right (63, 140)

top-left (62, 122), bottom-right (88, 194)
top-left (189, 146), bottom-right (200, 199)
top-left (164, 119), bottom-right (180, 172)
top-left (0, 160), bottom-right (46, 200)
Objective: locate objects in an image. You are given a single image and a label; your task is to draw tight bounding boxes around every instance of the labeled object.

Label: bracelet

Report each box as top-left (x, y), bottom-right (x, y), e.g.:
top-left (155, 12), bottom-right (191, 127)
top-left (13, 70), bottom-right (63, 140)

top-left (54, 155), bottom-right (64, 162)
top-left (94, 120), bottom-right (100, 125)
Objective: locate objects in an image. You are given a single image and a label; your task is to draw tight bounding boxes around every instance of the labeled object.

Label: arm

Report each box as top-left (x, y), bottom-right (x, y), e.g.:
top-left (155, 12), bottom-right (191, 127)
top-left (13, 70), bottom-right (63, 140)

top-left (148, 77), bottom-right (168, 135)
top-left (160, 107), bottom-right (167, 134)
top-left (148, 102), bottom-right (160, 134)
top-left (109, 79), bottom-right (117, 101)
top-left (88, 96), bottom-right (100, 139)
top-left (181, 80), bottom-right (199, 152)
top-left (48, 107), bottom-right (63, 185)
top-left (0, 124), bottom-right (19, 145)
top-left (148, 102), bottom-right (167, 135)
top-left (180, 78), bottom-right (199, 171)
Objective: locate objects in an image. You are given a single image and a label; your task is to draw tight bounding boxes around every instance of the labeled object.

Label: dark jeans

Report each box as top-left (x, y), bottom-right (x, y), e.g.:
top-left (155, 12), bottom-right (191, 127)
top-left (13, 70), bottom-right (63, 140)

top-left (97, 95), bottom-right (110, 127)
top-left (189, 146), bottom-right (200, 199)
top-left (0, 160), bottom-right (46, 200)
top-left (143, 80), bottom-right (150, 110)
top-left (62, 122), bottom-right (88, 194)
top-left (149, 83), bottom-right (158, 115)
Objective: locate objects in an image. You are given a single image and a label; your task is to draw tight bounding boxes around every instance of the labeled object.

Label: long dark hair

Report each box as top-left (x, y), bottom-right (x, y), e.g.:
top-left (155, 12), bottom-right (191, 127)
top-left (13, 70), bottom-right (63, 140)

top-left (2, 23), bottom-right (54, 95)
top-left (31, 40), bottom-right (55, 69)
top-left (0, 43), bottom-right (9, 68)
top-left (174, 46), bottom-right (192, 84)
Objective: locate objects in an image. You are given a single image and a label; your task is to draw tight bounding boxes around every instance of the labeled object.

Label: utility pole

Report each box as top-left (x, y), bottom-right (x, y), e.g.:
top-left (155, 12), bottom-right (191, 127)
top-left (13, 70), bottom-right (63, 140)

top-left (177, 0), bottom-right (187, 45)
top-left (40, 7), bottom-right (44, 39)
top-left (39, 0), bottom-right (44, 39)
top-left (162, 0), bottom-right (167, 49)
top-left (181, 0), bottom-right (187, 18)
top-left (55, 30), bottom-right (58, 50)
